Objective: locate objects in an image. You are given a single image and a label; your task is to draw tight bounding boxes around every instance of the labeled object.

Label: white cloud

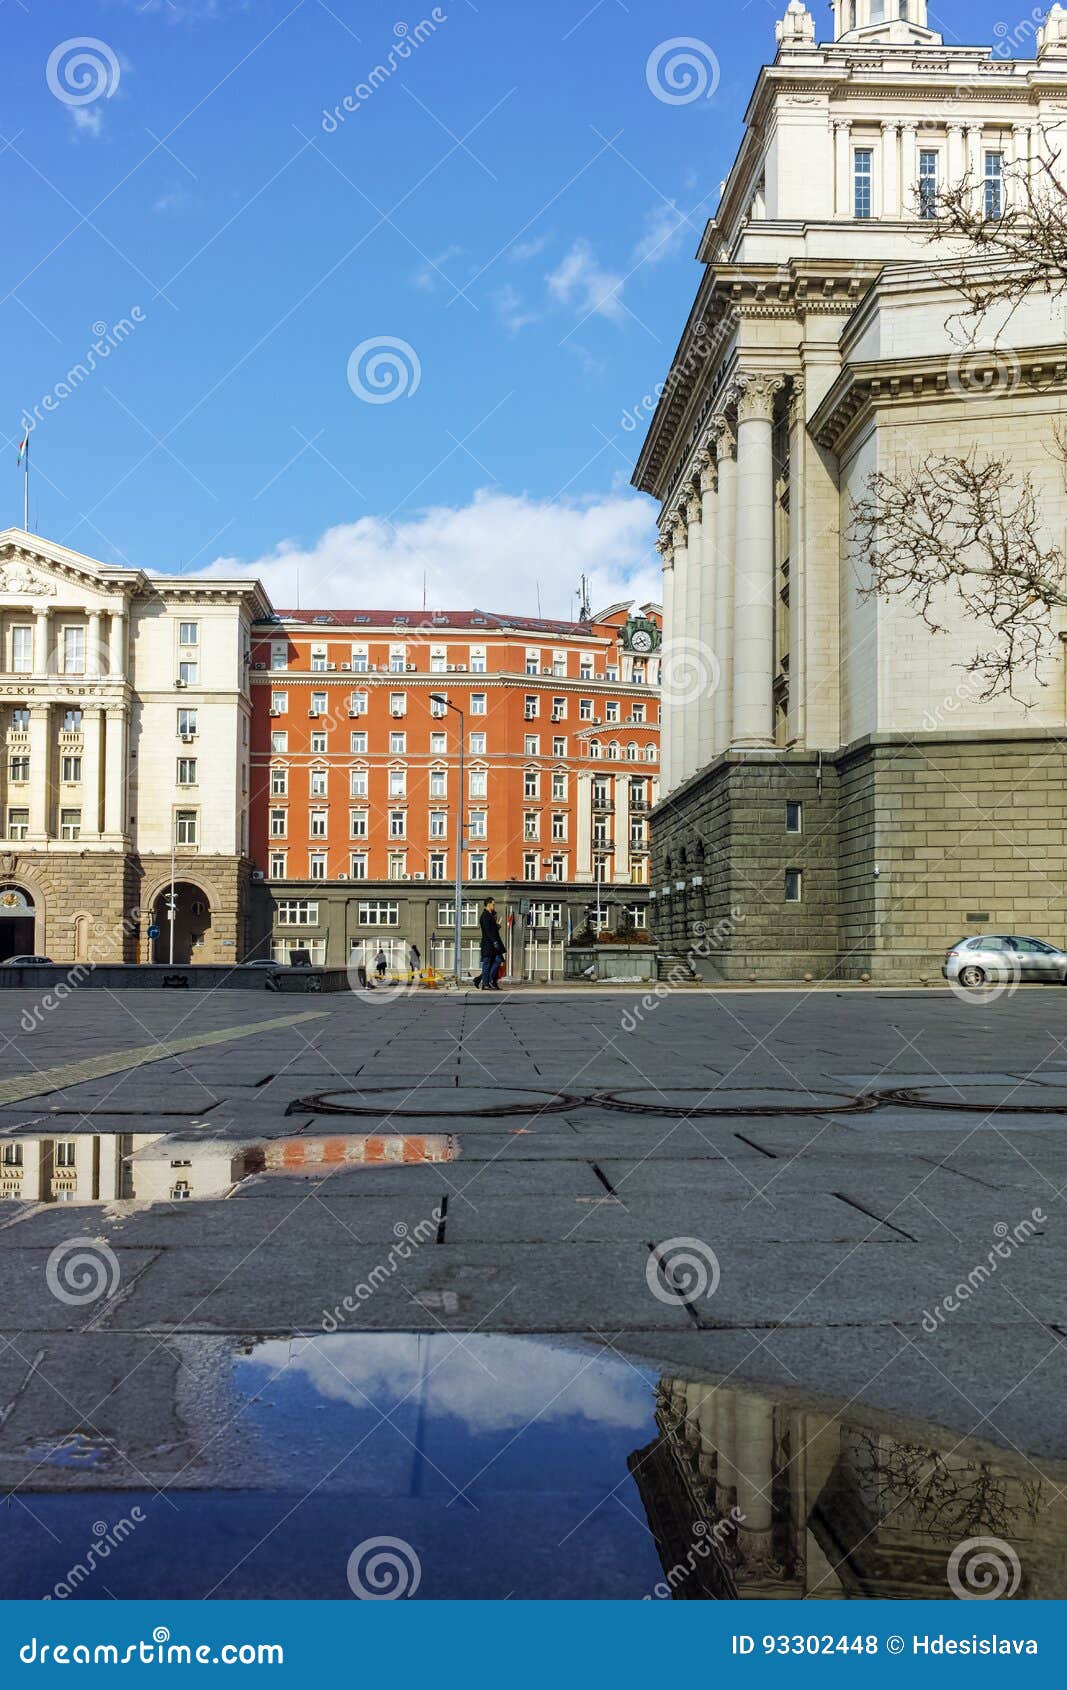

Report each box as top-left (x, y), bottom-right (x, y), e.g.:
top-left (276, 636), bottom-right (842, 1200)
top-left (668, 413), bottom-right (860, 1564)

top-left (492, 283), bottom-right (540, 335)
top-left (631, 200), bottom-right (693, 267)
top-left (546, 239), bottom-right (626, 323)
top-left (509, 232), bottom-right (552, 262)
top-left (70, 107), bottom-right (106, 140)
top-left (410, 245), bottom-right (465, 293)
top-left (197, 487), bottom-right (660, 617)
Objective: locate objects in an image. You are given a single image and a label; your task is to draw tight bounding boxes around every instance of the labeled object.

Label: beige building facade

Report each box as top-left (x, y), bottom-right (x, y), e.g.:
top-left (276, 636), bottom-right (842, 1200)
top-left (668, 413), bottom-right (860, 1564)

top-left (0, 529), bottom-right (270, 964)
top-left (635, 0), bottom-right (1067, 978)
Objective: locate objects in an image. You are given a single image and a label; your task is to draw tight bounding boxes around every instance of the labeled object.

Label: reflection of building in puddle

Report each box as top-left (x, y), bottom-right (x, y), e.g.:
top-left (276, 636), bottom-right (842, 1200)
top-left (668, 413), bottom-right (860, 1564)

top-left (0, 1132), bottom-right (457, 1205)
top-left (631, 1376), bottom-right (1059, 1599)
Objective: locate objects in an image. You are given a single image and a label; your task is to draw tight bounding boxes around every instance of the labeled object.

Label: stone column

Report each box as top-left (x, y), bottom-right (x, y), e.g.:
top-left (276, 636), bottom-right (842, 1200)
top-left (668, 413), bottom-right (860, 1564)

top-left (86, 610), bottom-right (103, 678)
top-left (108, 607), bottom-right (127, 677)
top-left (34, 607), bottom-right (51, 676)
top-left (833, 119), bottom-right (852, 216)
top-left (1010, 124), bottom-right (1031, 209)
top-left (575, 769), bottom-right (593, 879)
top-left (656, 533), bottom-right (675, 793)
top-left (103, 708), bottom-right (128, 840)
top-left (947, 121), bottom-right (966, 196)
top-left (28, 704), bottom-right (51, 838)
top-left (613, 776), bottom-right (629, 882)
top-left (732, 372), bottom-right (784, 749)
top-left (682, 486), bottom-right (704, 783)
top-left (965, 124), bottom-right (983, 211)
top-left (712, 417), bottom-right (738, 756)
top-left (667, 504), bottom-right (690, 792)
top-left (697, 449), bottom-right (718, 772)
top-left (80, 708), bottom-right (103, 838)
top-left (881, 120), bottom-right (899, 218)
top-left (786, 378), bottom-right (807, 748)
top-left (900, 122), bottom-right (918, 217)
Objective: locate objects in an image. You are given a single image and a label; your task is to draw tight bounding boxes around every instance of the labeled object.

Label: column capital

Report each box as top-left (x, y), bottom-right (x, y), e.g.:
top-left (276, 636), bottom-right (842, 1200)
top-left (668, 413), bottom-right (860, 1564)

top-left (787, 375), bottom-right (806, 428)
top-left (684, 491), bottom-right (702, 526)
top-left (899, 118), bottom-right (918, 134)
top-left (670, 504), bottom-right (689, 541)
top-left (656, 535), bottom-right (674, 567)
top-left (709, 414), bottom-right (737, 462)
top-left (832, 116), bottom-right (852, 132)
top-left (734, 371), bottom-right (786, 424)
top-left (879, 118), bottom-right (899, 133)
top-left (698, 448), bottom-right (717, 493)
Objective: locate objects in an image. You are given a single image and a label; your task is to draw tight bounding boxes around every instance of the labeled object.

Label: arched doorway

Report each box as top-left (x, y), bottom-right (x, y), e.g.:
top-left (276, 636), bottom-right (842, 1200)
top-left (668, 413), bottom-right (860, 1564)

top-left (0, 886), bottom-right (37, 961)
top-left (151, 882), bottom-right (213, 964)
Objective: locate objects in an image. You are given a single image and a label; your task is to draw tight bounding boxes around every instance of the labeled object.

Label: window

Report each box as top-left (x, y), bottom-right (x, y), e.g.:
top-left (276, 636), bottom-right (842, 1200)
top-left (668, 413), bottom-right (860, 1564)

top-left (871, 0), bottom-right (885, 18)
top-left (60, 809), bottom-right (81, 841)
top-left (606, 664), bottom-right (619, 683)
top-left (626, 743), bottom-right (638, 761)
top-left (631, 702), bottom-right (646, 724)
top-left (349, 768), bottom-right (368, 798)
top-left (985, 150), bottom-right (1004, 220)
top-left (786, 800), bottom-right (803, 834)
top-left (273, 937), bottom-right (327, 965)
top-left (430, 647), bottom-right (447, 674)
top-left (552, 736), bottom-right (566, 757)
top-left (55, 1142), bottom-right (77, 1168)
top-left (309, 852), bottom-right (326, 881)
top-left (785, 868), bottom-right (803, 903)
top-left (552, 773), bottom-right (567, 800)
top-left (525, 735), bottom-right (539, 756)
top-left (430, 695), bottom-right (447, 719)
top-left (429, 852), bottom-right (447, 881)
top-left (525, 649), bottom-right (541, 674)
top-left (579, 698), bottom-right (593, 721)
top-left (552, 812), bottom-right (566, 840)
top-left (178, 708), bottom-right (197, 736)
top-left (349, 853), bottom-right (368, 879)
top-left (389, 644), bottom-right (406, 674)
top-left (270, 641), bottom-right (289, 671)
top-left (470, 646), bottom-right (486, 673)
top-left (350, 731), bottom-right (368, 754)
top-left (179, 621), bottom-right (199, 646)
top-left (310, 768), bottom-right (328, 797)
top-left (605, 701), bottom-right (619, 723)
top-left (270, 809), bottom-right (287, 837)
top-left (468, 810), bottom-right (487, 839)
top-left (177, 758), bottom-right (197, 786)
top-left (175, 810), bottom-right (198, 846)
top-left (7, 808), bottom-right (29, 839)
top-left (9, 756), bottom-right (29, 783)
top-left (390, 731), bottom-right (407, 754)
top-left (310, 691), bottom-right (327, 716)
top-left (350, 691), bottom-right (368, 716)
top-left (630, 819), bottom-right (646, 846)
top-left (1, 1143), bottom-right (23, 1167)
top-left (389, 692), bottom-right (407, 717)
top-left (528, 901), bottom-right (564, 926)
top-left (389, 768), bottom-right (407, 799)
top-left (350, 810), bottom-right (368, 838)
top-left (388, 851), bottom-right (407, 879)
top-left (62, 754), bottom-right (82, 783)
top-left (468, 852), bottom-right (487, 881)
top-left (278, 900), bottom-right (319, 925)
top-left (430, 769), bottom-right (447, 798)
top-left (269, 852), bottom-right (287, 879)
top-left (579, 654), bottom-right (593, 679)
top-left (179, 661), bottom-right (199, 687)
top-left (437, 900), bottom-right (479, 926)
top-left (547, 853), bottom-right (566, 880)
top-left (311, 731), bottom-right (327, 755)
top-left (310, 810), bottom-right (328, 838)
top-left (351, 645), bottom-right (368, 673)
top-left (64, 709), bottom-right (83, 731)
top-left (469, 731), bottom-right (486, 754)
top-left (524, 811), bottom-right (539, 840)
top-left (524, 770), bottom-right (540, 798)
top-left (271, 731), bottom-right (288, 754)
top-left (311, 643), bottom-right (328, 672)
top-left (645, 744), bottom-right (657, 761)
top-left (551, 697), bottom-right (566, 721)
top-left (471, 693), bottom-right (487, 715)
top-left (918, 148), bottom-right (938, 219)
top-left (358, 900), bottom-right (399, 926)
top-left (11, 627), bottom-right (31, 673)
top-left (523, 852), bottom-right (539, 880)
top-left (62, 626), bottom-right (86, 674)
top-left (593, 818), bottom-right (611, 846)
top-left (389, 809), bottom-right (406, 837)
top-left (854, 148), bottom-right (873, 219)
top-left (633, 660), bottom-right (647, 685)
top-left (593, 778), bottom-right (610, 806)
top-left (429, 810), bottom-right (448, 839)
top-left (524, 694), bottom-right (539, 719)
top-left (271, 692), bottom-right (288, 714)
top-left (469, 768), bottom-right (487, 798)
top-left (430, 731), bottom-right (447, 755)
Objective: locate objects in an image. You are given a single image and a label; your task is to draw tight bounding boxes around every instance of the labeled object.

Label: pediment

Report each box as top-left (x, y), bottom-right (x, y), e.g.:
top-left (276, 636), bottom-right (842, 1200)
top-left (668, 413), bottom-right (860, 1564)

top-left (0, 533), bottom-right (141, 608)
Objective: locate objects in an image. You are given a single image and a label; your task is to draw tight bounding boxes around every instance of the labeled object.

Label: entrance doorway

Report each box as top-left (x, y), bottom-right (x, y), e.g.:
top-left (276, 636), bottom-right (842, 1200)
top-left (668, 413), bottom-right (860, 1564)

top-left (0, 886), bottom-right (36, 961)
top-left (151, 882), bottom-right (212, 964)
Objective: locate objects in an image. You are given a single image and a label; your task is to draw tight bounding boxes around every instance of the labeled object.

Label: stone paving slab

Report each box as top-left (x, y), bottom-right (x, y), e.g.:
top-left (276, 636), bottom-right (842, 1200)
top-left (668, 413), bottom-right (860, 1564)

top-left (0, 1250), bottom-right (162, 1332)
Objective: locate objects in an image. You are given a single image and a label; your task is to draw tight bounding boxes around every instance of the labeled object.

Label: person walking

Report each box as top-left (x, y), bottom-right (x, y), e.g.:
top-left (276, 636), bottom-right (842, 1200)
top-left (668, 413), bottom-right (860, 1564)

top-left (408, 942), bottom-right (421, 981)
top-left (478, 897), bottom-right (505, 992)
top-left (375, 947), bottom-right (388, 981)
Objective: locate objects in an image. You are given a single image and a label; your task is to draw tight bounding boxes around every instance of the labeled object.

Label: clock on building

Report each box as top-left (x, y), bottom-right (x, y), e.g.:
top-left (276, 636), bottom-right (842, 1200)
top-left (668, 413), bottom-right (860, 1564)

top-left (621, 615), bottom-right (661, 654)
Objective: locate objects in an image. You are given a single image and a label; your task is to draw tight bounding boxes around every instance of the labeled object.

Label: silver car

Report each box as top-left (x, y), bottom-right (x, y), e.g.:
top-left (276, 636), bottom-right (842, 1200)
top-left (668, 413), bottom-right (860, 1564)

top-left (943, 934), bottom-right (1067, 987)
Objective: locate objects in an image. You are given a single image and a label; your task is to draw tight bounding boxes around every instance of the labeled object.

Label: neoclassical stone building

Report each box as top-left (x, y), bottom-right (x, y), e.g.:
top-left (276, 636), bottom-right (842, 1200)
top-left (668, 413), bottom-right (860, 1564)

top-left (635, 0), bottom-right (1067, 979)
top-left (0, 530), bottom-right (269, 964)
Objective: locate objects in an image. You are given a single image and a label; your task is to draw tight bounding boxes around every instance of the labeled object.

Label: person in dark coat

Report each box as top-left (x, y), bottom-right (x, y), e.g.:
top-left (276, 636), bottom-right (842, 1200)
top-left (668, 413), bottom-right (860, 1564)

top-left (408, 942), bottom-right (421, 980)
top-left (375, 947), bottom-right (388, 980)
top-left (477, 897), bottom-right (504, 991)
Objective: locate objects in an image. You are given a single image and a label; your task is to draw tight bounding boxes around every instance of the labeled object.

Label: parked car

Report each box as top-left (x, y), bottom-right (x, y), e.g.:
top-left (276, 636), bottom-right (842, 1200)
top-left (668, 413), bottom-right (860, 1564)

top-left (240, 959), bottom-right (278, 968)
top-left (0, 954), bottom-right (53, 966)
top-left (943, 934), bottom-right (1067, 987)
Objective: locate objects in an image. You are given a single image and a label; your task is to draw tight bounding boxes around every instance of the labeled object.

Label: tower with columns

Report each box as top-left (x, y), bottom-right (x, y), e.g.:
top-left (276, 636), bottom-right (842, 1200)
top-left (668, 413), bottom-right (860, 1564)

top-left (634, 3), bottom-right (1067, 980)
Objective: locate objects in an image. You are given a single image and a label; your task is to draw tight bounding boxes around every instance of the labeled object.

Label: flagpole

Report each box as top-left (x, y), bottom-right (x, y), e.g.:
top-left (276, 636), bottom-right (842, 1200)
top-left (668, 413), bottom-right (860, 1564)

top-left (23, 437), bottom-right (29, 531)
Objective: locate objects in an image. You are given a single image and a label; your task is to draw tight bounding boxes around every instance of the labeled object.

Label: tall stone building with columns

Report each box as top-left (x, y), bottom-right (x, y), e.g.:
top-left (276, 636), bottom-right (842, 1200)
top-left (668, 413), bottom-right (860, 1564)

top-left (635, 0), bottom-right (1067, 980)
top-left (0, 529), bottom-right (269, 964)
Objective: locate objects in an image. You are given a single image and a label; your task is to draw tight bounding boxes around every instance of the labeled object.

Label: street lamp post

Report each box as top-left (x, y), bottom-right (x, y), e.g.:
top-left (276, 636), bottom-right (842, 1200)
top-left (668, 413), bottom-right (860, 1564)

top-left (430, 694), bottom-right (465, 985)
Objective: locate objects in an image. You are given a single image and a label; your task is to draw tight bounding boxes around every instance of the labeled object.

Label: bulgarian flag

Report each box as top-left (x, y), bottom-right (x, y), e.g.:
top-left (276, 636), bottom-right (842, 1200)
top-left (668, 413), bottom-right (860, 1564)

top-left (16, 433), bottom-right (28, 465)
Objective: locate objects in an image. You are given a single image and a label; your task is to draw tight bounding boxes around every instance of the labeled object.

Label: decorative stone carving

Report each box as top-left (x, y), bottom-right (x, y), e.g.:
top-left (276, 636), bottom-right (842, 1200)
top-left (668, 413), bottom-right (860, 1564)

top-left (698, 448), bottom-right (717, 493)
top-left (0, 561), bottom-right (57, 597)
top-left (1039, 3), bottom-right (1067, 57)
top-left (710, 415), bottom-right (737, 462)
top-left (788, 375), bottom-right (806, 429)
top-left (775, 1), bottom-right (815, 48)
top-left (685, 492), bottom-right (703, 526)
top-left (734, 371), bottom-right (787, 423)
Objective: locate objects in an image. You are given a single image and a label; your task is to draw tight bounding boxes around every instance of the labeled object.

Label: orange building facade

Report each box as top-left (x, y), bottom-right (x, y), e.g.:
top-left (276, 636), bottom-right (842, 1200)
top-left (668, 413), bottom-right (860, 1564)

top-left (247, 603), bottom-right (662, 977)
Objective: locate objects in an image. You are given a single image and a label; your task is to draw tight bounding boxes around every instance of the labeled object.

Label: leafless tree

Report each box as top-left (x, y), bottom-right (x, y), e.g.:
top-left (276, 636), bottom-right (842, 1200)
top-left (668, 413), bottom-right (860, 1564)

top-left (934, 150), bottom-right (1067, 332)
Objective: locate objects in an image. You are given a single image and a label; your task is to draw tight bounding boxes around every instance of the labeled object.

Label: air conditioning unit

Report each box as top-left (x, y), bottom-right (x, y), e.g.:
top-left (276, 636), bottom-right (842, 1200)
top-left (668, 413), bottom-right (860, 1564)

top-left (456, 664), bottom-right (468, 672)
top-left (254, 661), bottom-right (266, 671)
top-left (446, 664), bottom-right (456, 672)
top-left (340, 662), bottom-right (351, 671)
top-left (327, 663), bottom-right (337, 671)
top-left (309, 710), bottom-right (321, 718)
top-left (551, 711), bottom-right (563, 722)
top-left (349, 710), bottom-right (363, 719)
top-left (338, 872), bottom-right (348, 880)
top-left (413, 871), bottom-right (425, 880)
top-left (251, 869), bottom-right (265, 882)
top-left (391, 708), bottom-right (405, 718)
top-left (542, 667), bottom-right (551, 675)
top-left (180, 733), bottom-right (196, 745)
top-left (400, 873), bottom-right (411, 881)
top-left (406, 663), bottom-right (416, 672)
top-left (175, 678), bottom-right (186, 688)
top-left (269, 710), bottom-right (282, 719)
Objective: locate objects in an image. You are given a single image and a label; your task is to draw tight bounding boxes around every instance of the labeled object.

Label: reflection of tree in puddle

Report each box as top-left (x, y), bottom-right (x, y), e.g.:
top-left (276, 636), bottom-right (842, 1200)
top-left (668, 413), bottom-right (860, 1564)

top-left (632, 1376), bottom-right (1059, 1599)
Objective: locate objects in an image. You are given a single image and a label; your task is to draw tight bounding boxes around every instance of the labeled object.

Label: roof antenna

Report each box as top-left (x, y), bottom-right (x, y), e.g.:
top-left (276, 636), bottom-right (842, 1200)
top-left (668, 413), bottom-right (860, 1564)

top-left (536, 580), bottom-right (542, 617)
top-left (577, 573), bottom-right (592, 621)
top-left (422, 570), bottom-right (427, 612)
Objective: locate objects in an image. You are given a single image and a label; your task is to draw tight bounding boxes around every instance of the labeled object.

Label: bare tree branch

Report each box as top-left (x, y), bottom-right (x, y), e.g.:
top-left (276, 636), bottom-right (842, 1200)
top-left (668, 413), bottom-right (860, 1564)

top-left (930, 147), bottom-right (1067, 337)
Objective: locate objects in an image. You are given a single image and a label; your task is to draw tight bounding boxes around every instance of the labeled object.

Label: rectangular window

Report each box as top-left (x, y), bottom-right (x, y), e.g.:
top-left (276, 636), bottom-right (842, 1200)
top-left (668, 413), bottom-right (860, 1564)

top-left (524, 771), bottom-right (539, 798)
top-left (179, 621), bottom-right (199, 646)
top-left (468, 810), bottom-right (487, 840)
top-left (470, 647), bottom-right (486, 673)
top-left (311, 643), bottom-right (328, 672)
top-left (437, 900), bottom-right (479, 926)
top-left (471, 693), bottom-right (487, 715)
top-left (9, 756), bottom-right (29, 783)
top-left (523, 852), bottom-right (539, 880)
top-left (270, 641), bottom-right (289, 671)
top-left (631, 703), bottom-right (646, 724)
top-left (350, 731), bottom-right (368, 754)
top-left (178, 708), bottom-right (198, 736)
top-left (310, 810), bottom-right (328, 838)
top-left (273, 937), bottom-right (327, 965)
top-left (269, 852), bottom-right (287, 879)
top-left (786, 799), bottom-right (803, 834)
top-left (918, 148), bottom-right (938, 219)
top-left (269, 809), bottom-right (287, 837)
top-left (468, 852), bottom-right (487, 882)
top-left (469, 731), bottom-right (486, 755)
top-left (349, 853), bottom-right (368, 880)
top-left (389, 731), bottom-right (407, 754)
top-left (271, 692), bottom-right (288, 714)
top-left (430, 695), bottom-right (447, 719)
top-left (357, 901), bottom-right (399, 926)
top-left (605, 701), bottom-right (619, 723)
top-left (350, 692), bottom-right (368, 715)
top-left (277, 900), bottom-right (319, 926)
top-left (785, 868), bottom-right (803, 903)
top-left (430, 647), bottom-right (447, 673)
top-left (524, 694), bottom-right (539, 719)
top-left (579, 698), bottom-right (593, 721)
top-left (12, 626), bottom-right (31, 673)
top-left (430, 731), bottom-right (447, 755)
top-left (525, 735), bottom-right (539, 756)
top-left (552, 652), bottom-right (566, 676)
top-left (552, 773), bottom-right (566, 800)
top-left (60, 808), bottom-right (81, 841)
top-left (430, 769), bottom-right (447, 798)
top-left (310, 769), bottom-right (328, 797)
top-left (429, 852), bottom-right (447, 881)
top-left (309, 853), bottom-right (326, 881)
top-left (349, 769), bottom-right (368, 798)
top-left (311, 731), bottom-right (327, 755)
top-left (388, 769), bottom-right (407, 799)
top-left (62, 626), bottom-right (86, 674)
top-left (854, 147), bottom-right (873, 219)
top-left (551, 697), bottom-right (566, 721)
top-left (7, 808), bottom-right (29, 839)
top-left (389, 809), bottom-right (406, 838)
top-left (388, 851), bottom-right (407, 879)
top-left (524, 812), bottom-right (539, 840)
top-left (528, 902), bottom-right (564, 927)
top-left (469, 768), bottom-right (487, 798)
top-left (579, 654), bottom-right (594, 679)
top-left (429, 810), bottom-right (448, 839)
top-left (547, 854), bottom-right (566, 880)
top-left (177, 758), bottom-right (197, 786)
top-left (552, 812), bottom-right (566, 840)
top-left (350, 645), bottom-right (368, 673)
top-left (984, 150), bottom-right (1003, 220)
top-left (389, 644), bottom-right (406, 674)
top-left (64, 709), bottom-right (83, 731)
top-left (175, 809), bottom-right (198, 846)
top-left (525, 649), bottom-right (540, 674)
top-left (310, 692), bottom-right (327, 716)
top-left (62, 754), bottom-right (83, 783)
top-left (178, 661), bottom-right (199, 687)
top-left (552, 736), bottom-right (566, 757)
top-left (271, 731), bottom-right (288, 754)
top-left (389, 692), bottom-right (407, 717)
top-left (350, 810), bottom-right (368, 838)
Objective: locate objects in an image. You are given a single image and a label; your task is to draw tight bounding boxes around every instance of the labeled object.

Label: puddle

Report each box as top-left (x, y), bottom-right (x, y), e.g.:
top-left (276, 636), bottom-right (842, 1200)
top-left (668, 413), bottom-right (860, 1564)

top-left (0, 1132), bottom-right (458, 1204)
top-left (1, 1334), bottom-right (1062, 1599)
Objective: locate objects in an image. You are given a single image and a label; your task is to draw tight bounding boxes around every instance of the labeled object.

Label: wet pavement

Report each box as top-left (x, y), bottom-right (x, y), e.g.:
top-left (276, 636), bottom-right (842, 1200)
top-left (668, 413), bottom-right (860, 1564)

top-left (0, 986), bottom-right (1066, 1598)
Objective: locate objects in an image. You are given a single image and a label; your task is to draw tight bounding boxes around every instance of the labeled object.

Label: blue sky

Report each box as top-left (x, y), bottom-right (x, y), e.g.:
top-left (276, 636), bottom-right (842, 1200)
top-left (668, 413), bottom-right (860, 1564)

top-left (3, 0), bottom-right (1015, 616)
